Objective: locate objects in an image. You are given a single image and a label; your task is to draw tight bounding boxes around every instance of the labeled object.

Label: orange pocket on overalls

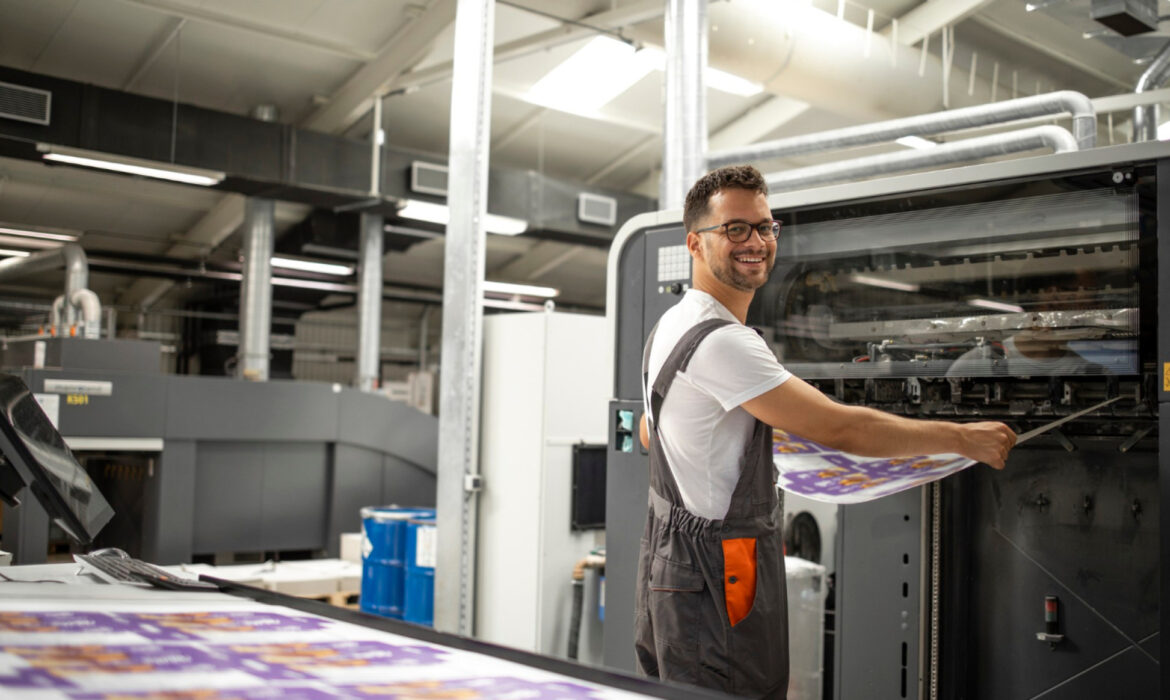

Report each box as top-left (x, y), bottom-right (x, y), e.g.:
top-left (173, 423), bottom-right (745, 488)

top-left (721, 537), bottom-right (757, 627)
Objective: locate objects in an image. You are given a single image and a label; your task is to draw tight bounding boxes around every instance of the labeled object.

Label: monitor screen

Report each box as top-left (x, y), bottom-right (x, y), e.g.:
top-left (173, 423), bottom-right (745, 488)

top-left (0, 373), bottom-right (113, 545)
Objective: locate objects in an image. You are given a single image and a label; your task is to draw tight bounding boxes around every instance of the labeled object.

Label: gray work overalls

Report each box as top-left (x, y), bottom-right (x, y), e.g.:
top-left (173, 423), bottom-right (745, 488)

top-left (634, 319), bottom-right (789, 699)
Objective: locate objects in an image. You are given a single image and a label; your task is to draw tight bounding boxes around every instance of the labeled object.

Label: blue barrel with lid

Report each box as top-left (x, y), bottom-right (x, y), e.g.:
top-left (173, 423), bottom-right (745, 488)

top-left (359, 506), bottom-right (433, 618)
top-left (403, 514), bottom-right (437, 627)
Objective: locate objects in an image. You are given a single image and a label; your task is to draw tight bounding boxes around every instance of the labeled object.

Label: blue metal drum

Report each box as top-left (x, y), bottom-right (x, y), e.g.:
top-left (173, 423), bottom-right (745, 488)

top-left (403, 514), bottom-right (437, 627)
top-left (359, 506), bottom-right (433, 618)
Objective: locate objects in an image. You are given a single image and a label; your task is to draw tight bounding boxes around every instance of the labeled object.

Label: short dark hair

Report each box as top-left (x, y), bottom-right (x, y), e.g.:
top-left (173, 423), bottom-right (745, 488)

top-left (683, 165), bottom-right (768, 233)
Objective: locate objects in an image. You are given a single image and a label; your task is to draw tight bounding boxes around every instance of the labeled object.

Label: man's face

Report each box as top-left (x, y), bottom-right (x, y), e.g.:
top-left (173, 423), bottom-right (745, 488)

top-left (693, 188), bottom-right (776, 292)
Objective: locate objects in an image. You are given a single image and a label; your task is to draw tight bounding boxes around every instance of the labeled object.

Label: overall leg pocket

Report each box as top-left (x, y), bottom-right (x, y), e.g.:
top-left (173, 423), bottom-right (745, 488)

top-left (648, 554), bottom-right (706, 685)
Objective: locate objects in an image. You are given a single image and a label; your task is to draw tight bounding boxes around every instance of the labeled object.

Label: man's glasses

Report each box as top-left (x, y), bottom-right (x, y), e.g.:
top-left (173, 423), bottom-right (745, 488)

top-left (694, 220), bottom-right (782, 243)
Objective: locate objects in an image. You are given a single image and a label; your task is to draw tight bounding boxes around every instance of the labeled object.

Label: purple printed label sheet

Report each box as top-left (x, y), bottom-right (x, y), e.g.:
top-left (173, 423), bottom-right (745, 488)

top-left (0, 602), bottom-right (646, 700)
top-left (773, 429), bottom-right (975, 504)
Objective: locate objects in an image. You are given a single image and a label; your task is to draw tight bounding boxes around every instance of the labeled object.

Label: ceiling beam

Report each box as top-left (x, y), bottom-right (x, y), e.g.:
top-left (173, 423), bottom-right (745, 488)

top-left (389, 0), bottom-right (666, 93)
top-left (117, 194), bottom-right (245, 308)
top-left (585, 135), bottom-right (657, 184)
top-left (301, 0), bottom-right (458, 135)
top-left (972, 1), bottom-right (1136, 91)
top-left (888, 0), bottom-right (995, 47)
top-left (122, 17), bottom-right (186, 91)
top-left (112, 0), bottom-right (374, 61)
top-left (493, 108), bottom-right (546, 151)
top-left (708, 95), bottom-right (812, 152)
top-left (491, 240), bottom-right (580, 280)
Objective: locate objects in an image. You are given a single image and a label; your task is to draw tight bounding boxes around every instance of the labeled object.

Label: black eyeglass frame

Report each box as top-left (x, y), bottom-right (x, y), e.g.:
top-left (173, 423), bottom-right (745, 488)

top-left (694, 219), bottom-right (782, 243)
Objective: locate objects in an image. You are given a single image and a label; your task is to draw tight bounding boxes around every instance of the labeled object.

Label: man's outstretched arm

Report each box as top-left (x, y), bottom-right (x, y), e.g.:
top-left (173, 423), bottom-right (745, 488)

top-left (742, 376), bottom-right (1016, 468)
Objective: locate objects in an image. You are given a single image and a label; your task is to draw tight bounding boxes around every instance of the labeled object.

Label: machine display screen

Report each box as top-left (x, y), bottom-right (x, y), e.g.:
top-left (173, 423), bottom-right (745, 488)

top-left (0, 373), bottom-right (114, 544)
top-left (752, 186), bottom-right (1141, 379)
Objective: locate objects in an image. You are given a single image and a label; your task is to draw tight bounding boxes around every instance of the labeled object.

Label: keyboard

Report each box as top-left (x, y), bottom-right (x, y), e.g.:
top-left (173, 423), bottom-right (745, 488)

top-left (75, 554), bottom-right (220, 591)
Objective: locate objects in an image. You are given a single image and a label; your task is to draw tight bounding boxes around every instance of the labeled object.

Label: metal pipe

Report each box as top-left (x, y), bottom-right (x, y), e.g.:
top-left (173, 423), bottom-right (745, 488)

top-left (710, 91), bottom-right (1097, 168)
top-left (69, 288), bottom-right (102, 339)
top-left (237, 197), bottom-right (274, 381)
top-left (355, 212), bottom-right (383, 392)
top-left (0, 244), bottom-right (90, 327)
top-left (436, 0), bottom-right (494, 636)
top-left (1133, 41), bottom-right (1170, 143)
top-left (765, 126), bottom-right (1079, 192)
top-left (660, 0), bottom-right (708, 209)
top-left (50, 295), bottom-right (65, 334)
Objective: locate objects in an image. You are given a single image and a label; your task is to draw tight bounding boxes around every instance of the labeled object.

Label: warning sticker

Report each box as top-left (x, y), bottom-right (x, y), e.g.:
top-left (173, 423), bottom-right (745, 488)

top-left (1164, 362), bottom-right (1170, 392)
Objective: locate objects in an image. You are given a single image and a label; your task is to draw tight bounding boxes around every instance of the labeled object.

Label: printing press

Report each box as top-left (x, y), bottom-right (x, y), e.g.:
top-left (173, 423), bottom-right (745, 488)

top-left (604, 141), bottom-right (1168, 699)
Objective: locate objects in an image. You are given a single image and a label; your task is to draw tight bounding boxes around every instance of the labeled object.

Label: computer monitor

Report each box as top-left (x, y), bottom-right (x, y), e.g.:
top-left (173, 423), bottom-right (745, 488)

top-left (0, 373), bottom-right (114, 545)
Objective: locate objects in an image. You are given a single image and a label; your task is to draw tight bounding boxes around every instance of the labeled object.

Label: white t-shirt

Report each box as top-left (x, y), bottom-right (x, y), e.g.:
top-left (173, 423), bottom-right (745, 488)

top-left (644, 289), bottom-right (792, 520)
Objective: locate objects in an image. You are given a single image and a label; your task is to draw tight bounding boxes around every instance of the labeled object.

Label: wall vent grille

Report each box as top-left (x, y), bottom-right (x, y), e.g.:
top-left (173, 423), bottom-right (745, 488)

top-left (578, 193), bottom-right (617, 226)
top-left (0, 81), bottom-right (51, 126)
top-left (411, 161), bottom-right (449, 197)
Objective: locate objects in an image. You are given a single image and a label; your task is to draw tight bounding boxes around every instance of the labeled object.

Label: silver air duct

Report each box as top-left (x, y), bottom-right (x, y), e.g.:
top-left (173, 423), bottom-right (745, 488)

top-left (765, 126), bottom-right (1078, 192)
top-left (238, 197), bottom-right (274, 381)
top-left (710, 91), bottom-right (1096, 168)
top-left (1133, 41), bottom-right (1170, 143)
top-left (660, 0), bottom-right (708, 210)
top-left (0, 244), bottom-right (100, 336)
top-left (355, 212), bottom-right (384, 392)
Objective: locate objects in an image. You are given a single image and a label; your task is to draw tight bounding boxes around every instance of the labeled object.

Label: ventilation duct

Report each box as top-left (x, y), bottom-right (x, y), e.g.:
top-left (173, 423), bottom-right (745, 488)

top-left (1133, 41), bottom-right (1170, 143)
top-left (1091, 0), bottom-right (1159, 36)
top-left (0, 81), bottom-right (50, 125)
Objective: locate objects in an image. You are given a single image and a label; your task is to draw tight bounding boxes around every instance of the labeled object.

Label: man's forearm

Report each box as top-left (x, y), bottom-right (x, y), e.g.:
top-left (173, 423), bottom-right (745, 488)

top-left (829, 405), bottom-right (963, 458)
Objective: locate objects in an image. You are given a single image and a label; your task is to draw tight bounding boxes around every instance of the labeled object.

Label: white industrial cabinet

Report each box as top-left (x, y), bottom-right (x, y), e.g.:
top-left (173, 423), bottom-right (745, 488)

top-left (476, 311), bottom-right (608, 664)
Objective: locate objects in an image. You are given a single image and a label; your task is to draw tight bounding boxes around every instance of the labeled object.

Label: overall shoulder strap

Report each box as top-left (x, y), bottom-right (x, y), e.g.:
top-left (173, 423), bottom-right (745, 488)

top-left (648, 318), bottom-right (735, 424)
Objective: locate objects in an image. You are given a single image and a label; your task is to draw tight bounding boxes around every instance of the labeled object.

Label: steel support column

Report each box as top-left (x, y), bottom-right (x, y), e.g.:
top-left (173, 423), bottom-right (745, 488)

top-left (660, 0), bottom-right (707, 210)
top-left (355, 212), bottom-right (384, 392)
top-left (237, 197), bottom-right (274, 381)
top-left (435, 0), bottom-right (495, 635)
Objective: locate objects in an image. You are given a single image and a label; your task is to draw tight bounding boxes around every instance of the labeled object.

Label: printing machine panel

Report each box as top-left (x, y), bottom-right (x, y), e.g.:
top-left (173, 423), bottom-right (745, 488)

top-left (604, 142), bottom-right (1168, 699)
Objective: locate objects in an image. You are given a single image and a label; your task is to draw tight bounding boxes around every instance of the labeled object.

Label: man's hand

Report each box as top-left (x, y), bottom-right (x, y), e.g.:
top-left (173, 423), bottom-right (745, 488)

top-left (954, 421), bottom-right (1017, 469)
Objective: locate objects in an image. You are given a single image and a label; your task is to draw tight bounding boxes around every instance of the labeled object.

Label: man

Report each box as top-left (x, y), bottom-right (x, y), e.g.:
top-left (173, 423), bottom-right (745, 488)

top-left (634, 165), bottom-right (1016, 699)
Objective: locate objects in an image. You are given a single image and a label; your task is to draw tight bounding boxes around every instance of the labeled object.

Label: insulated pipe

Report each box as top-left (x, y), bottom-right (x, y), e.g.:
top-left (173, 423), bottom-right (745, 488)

top-left (50, 296), bottom-right (65, 334)
top-left (0, 244), bottom-right (90, 327)
top-left (69, 288), bottom-right (101, 339)
top-left (355, 212), bottom-right (384, 392)
top-left (1133, 41), bottom-right (1170, 143)
top-left (710, 92), bottom-right (1097, 168)
top-left (237, 197), bottom-right (274, 381)
top-left (765, 126), bottom-right (1079, 192)
top-left (660, 0), bottom-right (708, 209)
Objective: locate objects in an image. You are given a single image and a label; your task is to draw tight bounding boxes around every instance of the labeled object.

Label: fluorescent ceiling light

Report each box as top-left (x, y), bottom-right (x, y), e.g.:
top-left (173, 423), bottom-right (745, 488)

top-left (0, 249), bottom-right (31, 258)
top-left (482, 280), bottom-right (559, 298)
top-left (397, 199), bottom-right (528, 236)
top-left (526, 37), bottom-right (659, 115)
top-left (968, 298), bottom-right (1024, 314)
top-left (1158, 120), bottom-right (1170, 141)
top-left (0, 226), bottom-right (78, 242)
top-left (271, 256), bottom-right (354, 276)
top-left (849, 274), bottom-right (920, 293)
top-left (895, 136), bottom-right (938, 150)
top-left (37, 144), bottom-right (225, 187)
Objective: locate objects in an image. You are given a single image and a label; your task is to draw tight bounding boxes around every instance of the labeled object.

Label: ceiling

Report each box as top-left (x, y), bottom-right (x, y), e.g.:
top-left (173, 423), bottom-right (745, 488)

top-left (0, 0), bottom-right (1167, 322)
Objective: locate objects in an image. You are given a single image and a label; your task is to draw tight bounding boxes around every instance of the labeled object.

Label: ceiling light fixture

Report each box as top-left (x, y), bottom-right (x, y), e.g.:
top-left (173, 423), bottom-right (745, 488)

top-left (37, 144), bottom-right (225, 187)
top-left (633, 46), bottom-right (764, 97)
top-left (895, 136), bottom-right (939, 150)
top-left (849, 274), bottom-right (920, 293)
top-left (0, 226), bottom-right (79, 242)
top-left (0, 249), bottom-right (31, 258)
top-left (968, 298), bottom-right (1025, 314)
top-left (482, 280), bottom-right (560, 298)
top-left (270, 256), bottom-right (354, 276)
top-left (1158, 120), bottom-right (1170, 141)
top-left (526, 36), bottom-right (660, 115)
top-left (397, 199), bottom-right (528, 236)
